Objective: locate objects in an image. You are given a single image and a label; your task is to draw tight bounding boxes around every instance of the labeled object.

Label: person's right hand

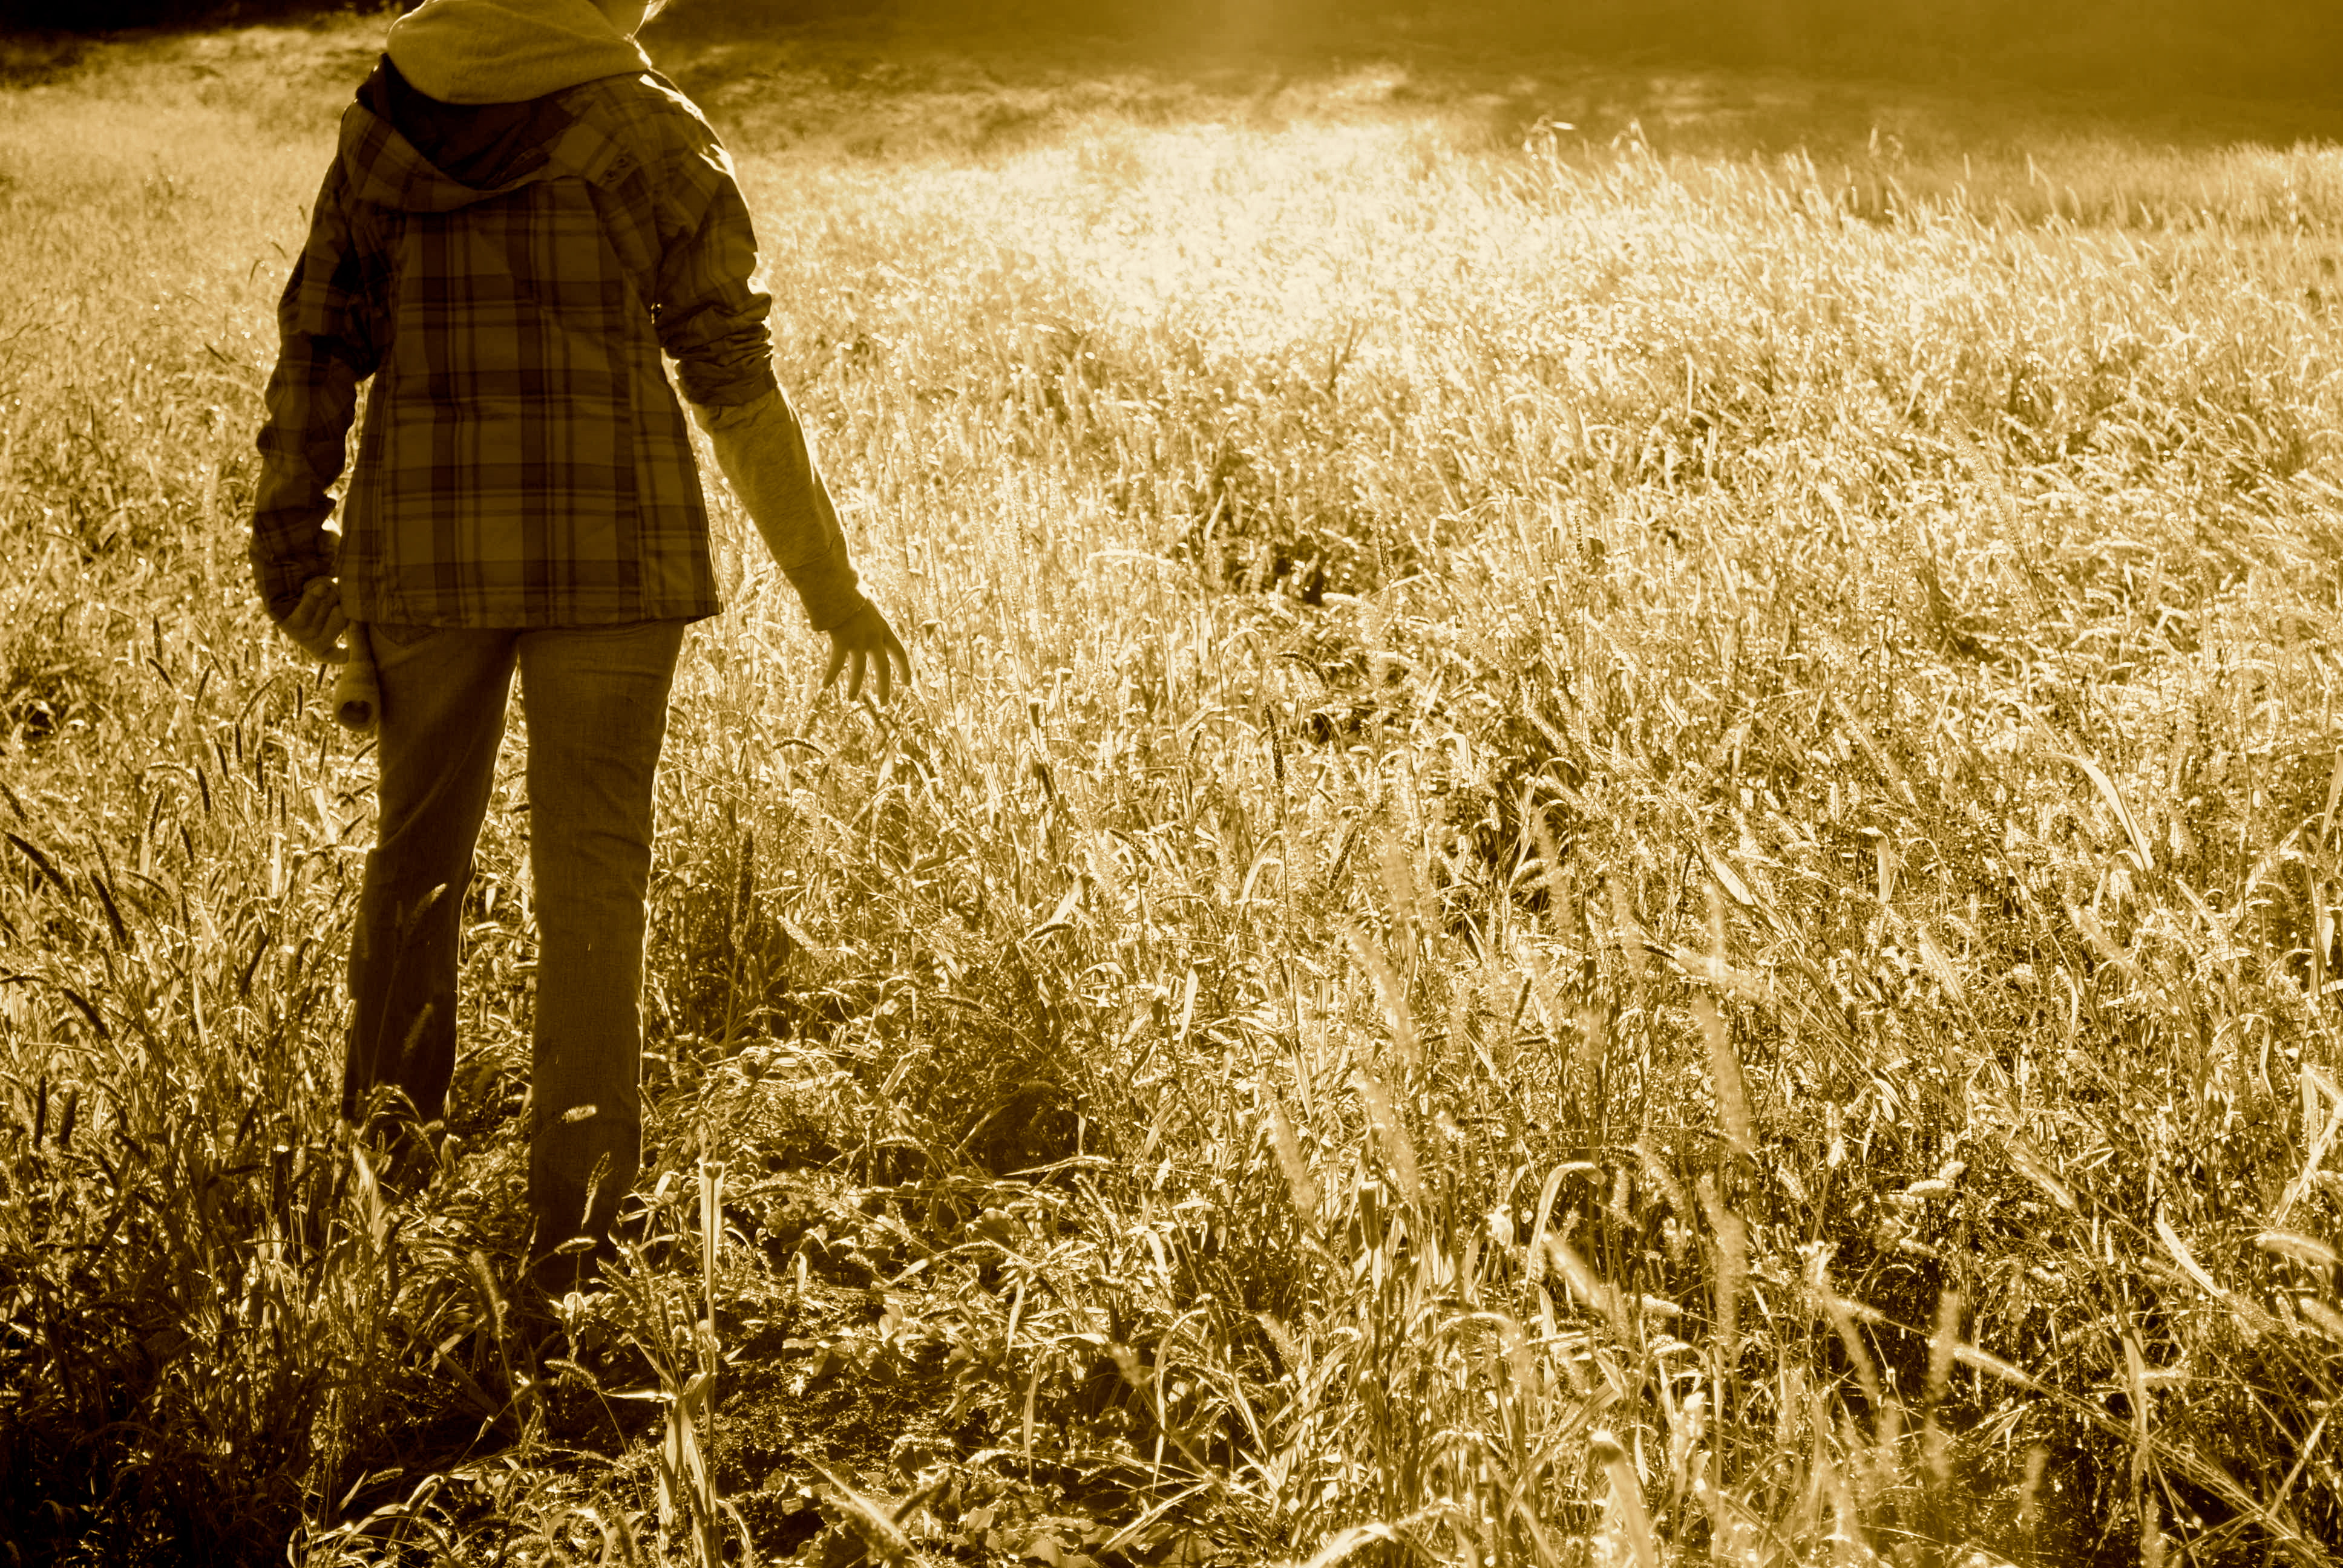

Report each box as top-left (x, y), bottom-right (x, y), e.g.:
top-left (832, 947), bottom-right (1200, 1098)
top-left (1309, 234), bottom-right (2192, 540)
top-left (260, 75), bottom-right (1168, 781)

top-left (822, 599), bottom-right (911, 704)
top-left (278, 576), bottom-right (349, 664)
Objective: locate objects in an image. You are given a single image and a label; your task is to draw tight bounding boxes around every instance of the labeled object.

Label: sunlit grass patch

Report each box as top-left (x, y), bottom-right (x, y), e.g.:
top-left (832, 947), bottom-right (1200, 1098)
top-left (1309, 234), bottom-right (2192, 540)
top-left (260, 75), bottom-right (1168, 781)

top-left (7, 15), bottom-right (2343, 1566)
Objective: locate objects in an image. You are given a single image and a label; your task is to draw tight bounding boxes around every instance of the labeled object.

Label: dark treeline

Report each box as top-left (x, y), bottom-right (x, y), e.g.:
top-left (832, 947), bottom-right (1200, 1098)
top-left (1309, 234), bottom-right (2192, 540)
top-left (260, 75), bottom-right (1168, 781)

top-left (997, 0), bottom-right (2343, 101)
top-left (3, 0), bottom-right (2339, 106)
top-left (1541, 0), bottom-right (2343, 102)
top-left (649, 0), bottom-right (2343, 104)
top-left (0, 0), bottom-right (370, 31)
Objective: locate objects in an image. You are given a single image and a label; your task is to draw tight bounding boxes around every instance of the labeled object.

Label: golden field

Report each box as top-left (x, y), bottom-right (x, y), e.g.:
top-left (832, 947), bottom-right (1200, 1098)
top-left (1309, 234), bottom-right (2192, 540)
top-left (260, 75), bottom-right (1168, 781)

top-left (5, 11), bottom-right (2343, 1564)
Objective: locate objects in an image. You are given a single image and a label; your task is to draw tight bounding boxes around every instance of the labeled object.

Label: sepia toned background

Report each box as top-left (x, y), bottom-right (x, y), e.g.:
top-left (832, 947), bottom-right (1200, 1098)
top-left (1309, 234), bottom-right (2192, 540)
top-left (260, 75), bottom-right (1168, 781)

top-left (7, 0), bottom-right (2343, 1564)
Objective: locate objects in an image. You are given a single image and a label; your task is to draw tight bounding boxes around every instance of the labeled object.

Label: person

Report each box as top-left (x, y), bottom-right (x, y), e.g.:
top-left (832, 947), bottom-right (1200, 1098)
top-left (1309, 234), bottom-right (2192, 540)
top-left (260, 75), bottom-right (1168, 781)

top-left (249, 0), bottom-right (909, 1295)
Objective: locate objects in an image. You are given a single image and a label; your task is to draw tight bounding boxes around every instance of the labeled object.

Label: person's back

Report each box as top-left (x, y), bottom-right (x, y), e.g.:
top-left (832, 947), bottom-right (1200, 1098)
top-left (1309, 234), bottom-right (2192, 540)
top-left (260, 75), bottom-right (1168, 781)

top-left (251, 0), bottom-right (908, 1301)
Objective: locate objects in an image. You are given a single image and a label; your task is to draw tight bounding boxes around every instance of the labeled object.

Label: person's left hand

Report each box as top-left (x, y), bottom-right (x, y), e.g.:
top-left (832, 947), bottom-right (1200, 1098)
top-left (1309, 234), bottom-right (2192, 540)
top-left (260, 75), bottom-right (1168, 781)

top-left (822, 598), bottom-right (911, 704)
top-left (278, 576), bottom-right (349, 664)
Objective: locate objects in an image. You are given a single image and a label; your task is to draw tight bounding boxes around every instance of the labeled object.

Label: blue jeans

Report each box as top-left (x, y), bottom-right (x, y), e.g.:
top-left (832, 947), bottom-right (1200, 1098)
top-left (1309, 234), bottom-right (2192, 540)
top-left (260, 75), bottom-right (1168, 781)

top-left (341, 618), bottom-right (686, 1263)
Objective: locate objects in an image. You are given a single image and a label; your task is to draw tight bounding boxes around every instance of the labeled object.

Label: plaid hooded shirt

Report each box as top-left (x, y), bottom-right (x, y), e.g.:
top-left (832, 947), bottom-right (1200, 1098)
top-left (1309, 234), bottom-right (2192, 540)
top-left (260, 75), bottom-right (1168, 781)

top-left (251, 59), bottom-right (780, 628)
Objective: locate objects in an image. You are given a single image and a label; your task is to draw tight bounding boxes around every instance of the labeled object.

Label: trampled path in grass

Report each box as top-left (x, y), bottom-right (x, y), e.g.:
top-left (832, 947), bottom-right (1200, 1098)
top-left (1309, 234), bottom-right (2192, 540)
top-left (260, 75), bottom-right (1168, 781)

top-left (5, 10), bottom-right (2343, 1565)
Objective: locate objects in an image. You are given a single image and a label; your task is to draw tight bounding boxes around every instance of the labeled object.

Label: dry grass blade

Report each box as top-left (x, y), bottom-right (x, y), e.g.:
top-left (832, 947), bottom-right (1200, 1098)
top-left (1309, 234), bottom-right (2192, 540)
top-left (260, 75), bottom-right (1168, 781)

top-left (1591, 1429), bottom-right (1660, 1568)
top-left (1283, 1523), bottom-right (1400, 1568)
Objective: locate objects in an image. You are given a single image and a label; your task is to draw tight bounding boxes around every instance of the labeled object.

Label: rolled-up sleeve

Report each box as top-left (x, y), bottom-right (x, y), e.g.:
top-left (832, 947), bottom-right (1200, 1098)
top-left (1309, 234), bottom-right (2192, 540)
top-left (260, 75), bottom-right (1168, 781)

top-left (252, 157), bottom-right (379, 622)
top-left (649, 104), bottom-right (863, 630)
top-left (650, 126), bottom-right (779, 410)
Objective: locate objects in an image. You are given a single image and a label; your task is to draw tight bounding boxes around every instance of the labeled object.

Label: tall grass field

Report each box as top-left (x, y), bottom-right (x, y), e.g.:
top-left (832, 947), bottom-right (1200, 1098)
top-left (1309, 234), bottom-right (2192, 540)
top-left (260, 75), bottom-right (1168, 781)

top-left (5, 11), bottom-right (2343, 1564)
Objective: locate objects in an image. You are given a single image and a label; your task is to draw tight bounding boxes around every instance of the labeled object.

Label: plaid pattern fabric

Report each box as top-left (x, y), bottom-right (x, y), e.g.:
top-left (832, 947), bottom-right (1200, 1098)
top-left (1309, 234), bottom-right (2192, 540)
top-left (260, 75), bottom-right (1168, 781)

top-left (252, 67), bottom-right (779, 628)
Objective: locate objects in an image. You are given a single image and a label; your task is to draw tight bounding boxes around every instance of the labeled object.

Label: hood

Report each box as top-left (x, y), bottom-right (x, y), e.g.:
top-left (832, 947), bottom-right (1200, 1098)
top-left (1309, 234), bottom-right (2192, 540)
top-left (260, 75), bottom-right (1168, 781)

top-left (385, 0), bottom-right (652, 105)
top-left (336, 66), bottom-right (634, 215)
